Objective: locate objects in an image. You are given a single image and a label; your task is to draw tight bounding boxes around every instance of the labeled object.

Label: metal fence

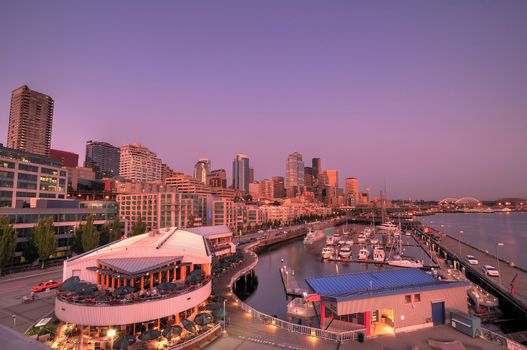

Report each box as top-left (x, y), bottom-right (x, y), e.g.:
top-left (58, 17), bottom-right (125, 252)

top-left (477, 327), bottom-right (527, 350)
top-left (228, 243), bottom-right (364, 343)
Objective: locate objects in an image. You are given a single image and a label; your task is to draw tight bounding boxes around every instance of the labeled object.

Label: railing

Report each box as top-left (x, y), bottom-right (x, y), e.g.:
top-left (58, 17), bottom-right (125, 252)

top-left (477, 327), bottom-right (527, 350)
top-left (168, 324), bottom-right (222, 350)
top-left (56, 278), bottom-right (212, 307)
top-left (228, 242), bottom-right (364, 343)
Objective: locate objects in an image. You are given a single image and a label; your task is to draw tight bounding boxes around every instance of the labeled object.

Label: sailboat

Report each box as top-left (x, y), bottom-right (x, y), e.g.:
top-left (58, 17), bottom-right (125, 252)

top-left (386, 226), bottom-right (423, 268)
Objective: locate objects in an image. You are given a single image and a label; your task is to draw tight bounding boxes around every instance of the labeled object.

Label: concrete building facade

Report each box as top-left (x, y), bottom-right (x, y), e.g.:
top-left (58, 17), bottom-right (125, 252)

top-left (85, 141), bottom-right (121, 179)
top-left (119, 144), bottom-right (162, 182)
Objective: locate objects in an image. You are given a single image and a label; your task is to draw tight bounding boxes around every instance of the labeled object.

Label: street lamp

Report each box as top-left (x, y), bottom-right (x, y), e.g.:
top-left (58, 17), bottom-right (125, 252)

top-left (11, 315), bottom-right (16, 329)
top-left (496, 242), bottom-right (504, 285)
top-left (458, 230), bottom-right (464, 263)
top-left (107, 328), bottom-right (116, 349)
top-left (222, 299), bottom-right (227, 335)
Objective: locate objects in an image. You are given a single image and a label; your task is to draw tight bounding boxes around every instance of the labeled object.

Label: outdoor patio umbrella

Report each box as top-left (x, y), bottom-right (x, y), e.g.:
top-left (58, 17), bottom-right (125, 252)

top-left (113, 286), bottom-right (135, 297)
top-left (185, 270), bottom-right (204, 284)
top-left (194, 313), bottom-right (213, 326)
top-left (162, 325), bottom-right (182, 339)
top-left (181, 319), bottom-right (197, 333)
top-left (112, 335), bottom-right (132, 350)
top-left (139, 329), bottom-right (161, 341)
top-left (59, 276), bottom-right (81, 291)
top-left (72, 282), bottom-right (98, 296)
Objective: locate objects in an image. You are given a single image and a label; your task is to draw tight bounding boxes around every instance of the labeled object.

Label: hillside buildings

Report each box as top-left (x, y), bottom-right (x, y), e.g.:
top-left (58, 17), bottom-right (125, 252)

top-left (85, 141), bottom-right (120, 179)
top-left (119, 144), bottom-right (162, 182)
top-left (7, 85), bottom-right (54, 157)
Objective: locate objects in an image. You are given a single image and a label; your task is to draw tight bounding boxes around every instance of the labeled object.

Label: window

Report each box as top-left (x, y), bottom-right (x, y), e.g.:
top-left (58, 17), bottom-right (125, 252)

top-left (404, 294), bottom-right (411, 303)
top-left (414, 293), bottom-right (421, 302)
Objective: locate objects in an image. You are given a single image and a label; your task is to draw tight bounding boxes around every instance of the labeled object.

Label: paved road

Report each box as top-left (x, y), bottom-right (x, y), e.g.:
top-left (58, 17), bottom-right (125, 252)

top-left (436, 233), bottom-right (527, 305)
top-left (0, 266), bottom-right (62, 333)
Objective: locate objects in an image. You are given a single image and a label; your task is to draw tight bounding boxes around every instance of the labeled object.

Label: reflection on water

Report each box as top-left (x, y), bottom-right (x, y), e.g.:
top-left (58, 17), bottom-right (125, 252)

top-left (420, 212), bottom-right (527, 269)
top-left (241, 224), bottom-right (434, 320)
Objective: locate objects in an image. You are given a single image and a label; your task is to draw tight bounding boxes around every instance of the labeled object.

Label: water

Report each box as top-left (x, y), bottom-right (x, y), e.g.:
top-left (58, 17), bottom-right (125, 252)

top-left (419, 212), bottom-right (527, 270)
top-left (241, 225), bottom-right (434, 320)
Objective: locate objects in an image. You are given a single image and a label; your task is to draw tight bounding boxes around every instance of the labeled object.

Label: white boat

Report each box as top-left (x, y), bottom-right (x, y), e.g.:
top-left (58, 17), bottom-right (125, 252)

top-left (369, 237), bottom-right (379, 245)
top-left (405, 230), bottom-right (412, 236)
top-left (342, 230), bottom-right (351, 236)
top-left (376, 221), bottom-right (398, 232)
top-left (344, 240), bottom-right (354, 246)
top-left (358, 248), bottom-right (370, 260)
top-left (357, 234), bottom-right (366, 244)
top-left (339, 245), bottom-right (352, 259)
top-left (362, 227), bottom-right (375, 236)
top-left (304, 229), bottom-right (325, 245)
top-left (326, 233), bottom-right (341, 245)
top-left (321, 246), bottom-right (334, 259)
top-left (372, 247), bottom-right (385, 262)
top-left (387, 255), bottom-right (423, 268)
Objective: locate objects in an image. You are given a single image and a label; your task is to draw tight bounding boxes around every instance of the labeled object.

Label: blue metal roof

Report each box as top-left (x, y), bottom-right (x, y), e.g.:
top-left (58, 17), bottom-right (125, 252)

top-left (306, 269), bottom-right (469, 302)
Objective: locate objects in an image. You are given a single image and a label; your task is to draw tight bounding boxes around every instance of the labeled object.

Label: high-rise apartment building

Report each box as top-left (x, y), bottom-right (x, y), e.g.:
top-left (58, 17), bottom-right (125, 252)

top-left (249, 167), bottom-right (255, 183)
top-left (286, 152), bottom-right (304, 197)
top-left (84, 141), bottom-right (120, 179)
top-left (325, 169), bottom-right (339, 188)
top-left (304, 166), bottom-right (314, 192)
top-left (49, 149), bottom-right (79, 168)
top-left (7, 85), bottom-right (54, 156)
top-left (345, 177), bottom-right (360, 205)
top-left (119, 144), bottom-right (162, 182)
top-left (259, 179), bottom-right (274, 199)
top-left (272, 176), bottom-right (285, 198)
top-left (207, 169), bottom-right (227, 188)
top-left (194, 158), bottom-right (210, 184)
top-left (232, 153), bottom-right (249, 193)
top-left (161, 163), bottom-right (175, 180)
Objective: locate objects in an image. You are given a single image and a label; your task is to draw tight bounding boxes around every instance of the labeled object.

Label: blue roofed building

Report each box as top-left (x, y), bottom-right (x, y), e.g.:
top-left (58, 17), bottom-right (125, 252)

top-left (306, 269), bottom-right (469, 337)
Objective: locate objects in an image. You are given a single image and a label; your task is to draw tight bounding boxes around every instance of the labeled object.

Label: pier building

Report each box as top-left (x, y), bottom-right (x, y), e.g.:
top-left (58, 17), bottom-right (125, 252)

top-left (306, 269), bottom-right (469, 337)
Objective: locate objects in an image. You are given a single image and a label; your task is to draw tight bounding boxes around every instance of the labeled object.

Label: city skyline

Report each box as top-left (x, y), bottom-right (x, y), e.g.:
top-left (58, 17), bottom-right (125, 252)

top-left (1, 1), bottom-right (526, 200)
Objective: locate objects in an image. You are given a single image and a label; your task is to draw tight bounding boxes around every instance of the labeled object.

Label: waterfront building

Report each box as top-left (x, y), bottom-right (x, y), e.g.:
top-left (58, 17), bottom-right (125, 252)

top-left (259, 179), bottom-right (274, 200)
top-left (185, 225), bottom-right (236, 259)
top-left (0, 145), bottom-right (68, 208)
top-left (165, 173), bottom-right (212, 196)
top-left (49, 149), bottom-right (79, 168)
top-left (117, 192), bottom-right (205, 232)
top-left (193, 158), bottom-right (210, 184)
top-left (55, 227), bottom-right (213, 349)
top-left (70, 167), bottom-right (96, 191)
top-left (119, 144), bottom-right (162, 182)
top-left (85, 141), bottom-right (121, 179)
top-left (306, 269), bottom-right (469, 337)
top-left (109, 178), bottom-right (165, 195)
top-left (245, 204), bottom-right (265, 228)
top-left (286, 152), bottom-right (304, 198)
top-left (7, 85), bottom-right (54, 157)
top-left (206, 197), bottom-right (244, 232)
top-left (272, 176), bottom-right (285, 198)
top-left (207, 169), bottom-right (227, 188)
top-left (344, 177), bottom-right (359, 206)
top-left (232, 153), bottom-right (249, 193)
top-left (0, 199), bottom-right (116, 263)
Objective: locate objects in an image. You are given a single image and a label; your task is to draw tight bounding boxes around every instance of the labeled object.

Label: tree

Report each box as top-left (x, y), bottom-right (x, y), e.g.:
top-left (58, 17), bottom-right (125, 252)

top-left (33, 217), bottom-right (57, 269)
top-left (0, 216), bottom-right (17, 275)
top-left (80, 215), bottom-right (100, 252)
top-left (130, 217), bottom-right (146, 237)
top-left (109, 216), bottom-right (122, 242)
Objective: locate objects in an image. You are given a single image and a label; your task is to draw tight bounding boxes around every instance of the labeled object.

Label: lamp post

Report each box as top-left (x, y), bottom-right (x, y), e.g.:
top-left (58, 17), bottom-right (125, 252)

top-left (11, 315), bottom-right (16, 329)
top-left (107, 328), bottom-right (116, 349)
top-left (458, 231), bottom-right (464, 269)
top-left (222, 299), bottom-right (227, 335)
top-left (496, 242), bottom-right (504, 285)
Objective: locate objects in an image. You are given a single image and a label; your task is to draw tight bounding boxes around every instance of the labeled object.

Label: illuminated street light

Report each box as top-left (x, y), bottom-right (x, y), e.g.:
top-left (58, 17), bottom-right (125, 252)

top-left (496, 242), bottom-right (504, 285)
top-left (107, 328), bottom-right (116, 349)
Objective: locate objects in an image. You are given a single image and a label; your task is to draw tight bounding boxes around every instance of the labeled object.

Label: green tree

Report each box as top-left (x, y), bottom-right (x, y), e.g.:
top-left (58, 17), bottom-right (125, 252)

top-left (109, 216), bottom-right (122, 242)
top-left (130, 217), bottom-right (146, 237)
top-left (0, 216), bottom-right (17, 275)
top-left (33, 217), bottom-right (57, 269)
top-left (80, 215), bottom-right (100, 252)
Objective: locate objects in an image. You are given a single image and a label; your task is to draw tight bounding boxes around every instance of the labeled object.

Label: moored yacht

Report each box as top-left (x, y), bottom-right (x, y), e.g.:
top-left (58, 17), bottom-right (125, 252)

top-left (358, 247), bottom-right (370, 260)
top-left (304, 229), bottom-right (325, 245)
top-left (321, 246), bottom-right (334, 259)
top-left (357, 234), bottom-right (366, 244)
top-left (372, 246), bottom-right (385, 262)
top-left (376, 221), bottom-right (398, 232)
top-left (387, 255), bottom-right (423, 268)
top-left (339, 245), bottom-right (352, 259)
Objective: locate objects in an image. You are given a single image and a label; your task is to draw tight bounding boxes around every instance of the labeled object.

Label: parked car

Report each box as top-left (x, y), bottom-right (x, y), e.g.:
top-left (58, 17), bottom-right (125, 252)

top-left (32, 280), bottom-right (62, 292)
top-left (465, 255), bottom-right (479, 265)
top-left (482, 265), bottom-right (499, 277)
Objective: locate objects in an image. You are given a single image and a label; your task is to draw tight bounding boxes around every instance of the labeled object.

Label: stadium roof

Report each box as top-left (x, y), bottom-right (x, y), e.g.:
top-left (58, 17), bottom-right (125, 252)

top-left (184, 225), bottom-right (232, 238)
top-left (306, 269), bottom-right (469, 302)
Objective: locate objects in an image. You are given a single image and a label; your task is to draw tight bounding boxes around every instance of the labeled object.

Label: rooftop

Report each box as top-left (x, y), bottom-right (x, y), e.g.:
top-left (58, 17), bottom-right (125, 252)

top-left (184, 225), bottom-right (232, 238)
top-left (306, 269), bottom-right (469, 302)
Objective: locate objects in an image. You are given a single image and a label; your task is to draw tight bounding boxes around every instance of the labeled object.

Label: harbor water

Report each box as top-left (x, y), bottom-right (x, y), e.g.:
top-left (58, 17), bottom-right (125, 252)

top-left (419, 212), bottom-right (527, 270)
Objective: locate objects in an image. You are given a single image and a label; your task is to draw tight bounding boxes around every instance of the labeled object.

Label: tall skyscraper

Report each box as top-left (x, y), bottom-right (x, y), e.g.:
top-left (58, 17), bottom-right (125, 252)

top-left (286, 152), bottom-right (304, 197)
top-left (324, 169), bottom-right (339, 188)
top-left (232, 153), bottom-right (250, 193)
top-left (85, 140), bottom-right (121, 179)
top-left (249, 167), bottom-right (255, 183)
top-left (208, 169), bottom-right (227, 188)
top-left (7, 85), bottom-right (54, 156)
top-left (119, 144), bottom-right (162, 182)
top-left (194, 158), bottom-right (210, 184)
top-left (304, 166), bottom-right (314, 192)
top-left (345, 177), bottom-right (360, 204)
top-left (312, 157), bottom-right (321, 182)
top-left (272, 176), bottom-right (285, 198)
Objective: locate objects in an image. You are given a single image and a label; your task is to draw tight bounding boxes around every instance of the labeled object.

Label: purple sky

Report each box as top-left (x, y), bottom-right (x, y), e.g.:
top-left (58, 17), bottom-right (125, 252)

top-left (1, 1), bottom-right (526, 200)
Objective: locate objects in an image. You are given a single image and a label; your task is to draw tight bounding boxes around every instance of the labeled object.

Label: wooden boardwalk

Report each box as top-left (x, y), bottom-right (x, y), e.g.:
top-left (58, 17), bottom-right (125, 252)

top-left (279, 265), bottom-right (308, 296)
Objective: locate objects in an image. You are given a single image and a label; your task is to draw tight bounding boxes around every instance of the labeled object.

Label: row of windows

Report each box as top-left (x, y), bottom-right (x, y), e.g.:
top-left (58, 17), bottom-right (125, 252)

top-left (404, 293), bottom-right (421, 303)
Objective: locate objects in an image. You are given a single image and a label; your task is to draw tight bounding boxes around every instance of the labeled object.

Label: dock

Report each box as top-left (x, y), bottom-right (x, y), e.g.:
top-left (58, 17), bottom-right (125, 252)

top-left (279, 265), bottom-right (308, 296)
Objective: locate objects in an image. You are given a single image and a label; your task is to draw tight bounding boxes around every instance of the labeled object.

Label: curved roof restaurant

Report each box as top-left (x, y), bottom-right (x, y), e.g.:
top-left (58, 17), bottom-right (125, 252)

top-left (54, 226), bottom-right (226, 349)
